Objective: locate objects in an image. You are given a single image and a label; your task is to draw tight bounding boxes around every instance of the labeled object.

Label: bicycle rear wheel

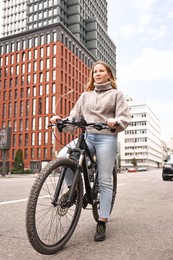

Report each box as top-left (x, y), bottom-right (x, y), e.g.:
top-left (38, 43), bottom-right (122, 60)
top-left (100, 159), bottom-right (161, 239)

top-left (26, 158), bottom-right (83, 255)
top-left (92, 166), bottom-right (117, 222)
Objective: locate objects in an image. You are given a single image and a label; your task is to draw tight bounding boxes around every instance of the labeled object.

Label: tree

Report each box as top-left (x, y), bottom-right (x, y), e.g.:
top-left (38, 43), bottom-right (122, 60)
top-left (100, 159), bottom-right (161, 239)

top-left (131, 157), bottom-right (137, 167)
top-left (13, 149), bottom-right (24, 173)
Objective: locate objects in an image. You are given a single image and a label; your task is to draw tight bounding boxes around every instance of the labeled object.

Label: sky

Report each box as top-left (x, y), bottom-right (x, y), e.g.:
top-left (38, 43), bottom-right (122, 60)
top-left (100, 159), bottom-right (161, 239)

top-left (107, 0), bottom-right (173, 142)
top-left (0, 0), bottom-right (172, 142)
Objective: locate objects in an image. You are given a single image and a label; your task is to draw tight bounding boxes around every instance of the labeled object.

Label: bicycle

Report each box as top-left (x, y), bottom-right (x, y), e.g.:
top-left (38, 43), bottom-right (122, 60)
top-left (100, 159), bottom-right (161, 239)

top-left (25, 118), bottom-right (117, 255)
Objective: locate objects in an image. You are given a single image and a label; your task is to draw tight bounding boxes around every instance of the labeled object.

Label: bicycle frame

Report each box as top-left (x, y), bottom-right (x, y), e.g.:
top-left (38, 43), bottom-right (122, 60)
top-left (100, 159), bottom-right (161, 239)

top-left (52, 127), bottom-right (97, 207)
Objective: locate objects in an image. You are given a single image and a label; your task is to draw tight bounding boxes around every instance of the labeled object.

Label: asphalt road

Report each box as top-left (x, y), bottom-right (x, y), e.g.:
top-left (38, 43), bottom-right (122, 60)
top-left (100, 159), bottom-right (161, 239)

top-left (0, 169), bottom-right (173, 260)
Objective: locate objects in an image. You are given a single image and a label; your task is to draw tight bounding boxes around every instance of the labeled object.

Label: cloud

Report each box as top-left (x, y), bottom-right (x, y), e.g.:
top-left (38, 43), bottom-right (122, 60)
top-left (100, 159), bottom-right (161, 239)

top-left (132, 0), bottom-right (156, 11)
top-left (121, 24), bottom-right (137, 39)
top-left (118, 48), bottom-right (173, 82)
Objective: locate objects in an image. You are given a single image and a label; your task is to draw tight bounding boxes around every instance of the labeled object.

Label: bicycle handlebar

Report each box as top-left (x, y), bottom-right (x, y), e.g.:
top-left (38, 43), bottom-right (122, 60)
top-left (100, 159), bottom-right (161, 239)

top-left (48, 117), bottom-right (118, 133)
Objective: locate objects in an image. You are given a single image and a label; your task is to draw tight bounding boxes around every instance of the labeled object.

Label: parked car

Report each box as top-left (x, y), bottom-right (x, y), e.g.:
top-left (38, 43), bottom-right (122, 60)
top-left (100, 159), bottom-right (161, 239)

top-left (138, 167), bottom-right (147, 172)
top-left (162, 155), bottom-right (173, 181)
top-left (127, 168), bottom-right (137, 172)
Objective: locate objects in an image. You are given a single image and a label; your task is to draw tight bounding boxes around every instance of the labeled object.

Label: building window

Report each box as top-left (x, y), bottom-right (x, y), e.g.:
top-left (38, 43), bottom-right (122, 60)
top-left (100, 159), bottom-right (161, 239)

top-left (33, 74), bottom-right (37, 84)
top-left (33, 86), bottom-right (36, 96)
top-left (53, 44), bottom-right (56, 55)
top-left (52, 83), bottom-right (56, 93)
top-left (46, 46), bottom-right (50, 56)
top-left (9, 90), bottom-right (12, 100)
top-left (46, 58), bottom-right (50, 68)
top-left (16, 65), bottom-right (19, 75)
top-left (40, 47), bottom-right (44, 57)
top-left (40, 60), bottom-right (43, 70)
top-left (28, 50), bottom-right (31, 60)
top-left (34, 49), bottom-right (37, 59)
top-left (37, 148), bottom-right (41, 159)
top-left (44, 132), bottom-right (48, 145)
top-left (31, 133), bottom-right (35, 146)
top-left (46, 71), bottom-right (49, 81)
top-left (14, 102), bottom-right (17, 117)
top-left (53, 32), bottom-right (56, 41)
top-left (38, 132), bottom-right (41, 145)
top-left (32, 118), bottom-right (36, 130)
top-left (32, 99), bottom-right (36, 115)
top-left (28, 38), bottom-right (32, 48)
top-left (19, 119), bottom-right (23, 131)
top-left (39, 73), bottom-right (43, 83)
top-left (31, 148), bottom-right (34, 159)
top-left (40, 35), bottom-right (44, 45)
top-left (13, 134), bottom-right (16, 146)
top-left (25, 119), bottom-right (29, 131)
top-left (10, 78), bottom-right (13, 88)
top-left (21, 76), bottom-right (24, 85)
top-left (8, 102), bottom-right (12, 117)
top-left (19, 134), bottom-right (22, 146)
top-left (46, 34), bottom-right (50, 43)
top-left (38, 98), bottom-right (42, 114)
top-left (3, 91), bottom-right (6, 100)
top-left (11, 42), bottom-right (15, 52)
top-left (45, 97), bottom-right (49, 114)
top-left (27, 75), bottom-right (31, 84)
top-left (34, 37), bottom-right (38, 46)
top-left (20, 101), bottom-right (24, 116)
top-left (39, 85), bottom-right (43, 95)
top-left (22, 40), bottom-right (26, 49)
top-left (38, 117), bottom-right (42, 130)
top-left (52, 70), bottom-right (56, 80)
top-left (9, 54), bottom-right (14, 66)
top-left (44, 148), bottom-right (48, 159)
top-left (27, 62), bottom-right (31, 72)
top-left (52, 96), bottom-right (56, 114)
top-left (21, 64), bottom-right (25, 73)
top-left (26, 87), bottom-right (30, 97)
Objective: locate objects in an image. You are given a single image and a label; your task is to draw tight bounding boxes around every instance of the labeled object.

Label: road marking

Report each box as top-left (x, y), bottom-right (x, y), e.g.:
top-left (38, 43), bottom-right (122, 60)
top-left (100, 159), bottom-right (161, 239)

top-left (0, 195), bottom-right (53, 206)
top-left (0, 183), bottom-right (126, 206)
top-left (0, 198), bottom-right (28, 205)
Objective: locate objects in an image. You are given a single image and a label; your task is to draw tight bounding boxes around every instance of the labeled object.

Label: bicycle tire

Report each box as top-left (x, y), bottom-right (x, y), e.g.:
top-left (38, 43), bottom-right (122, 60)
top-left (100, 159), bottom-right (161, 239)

top-left (26, 158), bottom-right (83, 255)
top-left (92, 166), bottom-right (117, 222)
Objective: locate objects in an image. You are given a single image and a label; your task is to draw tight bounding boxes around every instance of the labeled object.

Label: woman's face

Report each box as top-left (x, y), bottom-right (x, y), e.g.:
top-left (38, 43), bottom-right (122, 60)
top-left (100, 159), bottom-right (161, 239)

top-left (93, 64), bottom-right (111, 84)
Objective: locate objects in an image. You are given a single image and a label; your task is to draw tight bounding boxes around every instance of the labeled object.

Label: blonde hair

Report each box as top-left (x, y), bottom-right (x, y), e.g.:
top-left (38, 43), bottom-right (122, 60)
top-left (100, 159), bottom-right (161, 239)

top-left (85, 60), bottom-right (117, 91)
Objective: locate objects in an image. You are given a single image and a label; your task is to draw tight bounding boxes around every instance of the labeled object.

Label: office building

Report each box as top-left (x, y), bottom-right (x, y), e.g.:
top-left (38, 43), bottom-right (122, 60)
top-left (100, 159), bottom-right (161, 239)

top-left (0, 1), bottom-right (116, 173)
top-left (120, 101), bottom-right (163, 170)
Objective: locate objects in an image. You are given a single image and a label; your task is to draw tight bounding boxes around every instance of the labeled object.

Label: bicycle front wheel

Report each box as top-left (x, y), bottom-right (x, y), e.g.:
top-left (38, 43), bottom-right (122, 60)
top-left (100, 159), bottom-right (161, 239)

top-left (92, 167), bottom-right (117, 222)
top-left (26, 158), bottom-right (83, 255)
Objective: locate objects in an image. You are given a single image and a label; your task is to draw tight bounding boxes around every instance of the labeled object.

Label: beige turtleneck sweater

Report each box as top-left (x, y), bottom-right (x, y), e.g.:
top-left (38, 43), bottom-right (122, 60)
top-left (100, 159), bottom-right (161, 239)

top-left (66, 82), bottom-right (130, 135)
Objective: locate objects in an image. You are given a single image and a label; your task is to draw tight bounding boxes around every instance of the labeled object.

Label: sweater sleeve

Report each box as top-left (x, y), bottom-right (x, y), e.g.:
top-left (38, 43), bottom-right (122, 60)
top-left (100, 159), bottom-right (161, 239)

top-left (69, 92), bottom-right (85, 120)
top-left (61, 93), bottom-right (85, 132)
top-left (114, 91), bottom-right (131, 134)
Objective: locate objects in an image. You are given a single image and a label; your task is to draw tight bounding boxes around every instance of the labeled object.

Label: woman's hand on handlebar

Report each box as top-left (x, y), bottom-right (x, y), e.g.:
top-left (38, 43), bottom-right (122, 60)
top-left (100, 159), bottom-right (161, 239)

top-left (106, 118), bottom-right (119, 128)
top-left (50, 115), bottom-right (61, 124)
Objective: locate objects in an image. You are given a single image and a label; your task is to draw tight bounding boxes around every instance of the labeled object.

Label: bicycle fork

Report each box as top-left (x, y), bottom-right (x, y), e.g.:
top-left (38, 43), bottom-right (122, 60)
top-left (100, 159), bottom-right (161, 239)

top-left (51, 150), bottom-right (85, 207)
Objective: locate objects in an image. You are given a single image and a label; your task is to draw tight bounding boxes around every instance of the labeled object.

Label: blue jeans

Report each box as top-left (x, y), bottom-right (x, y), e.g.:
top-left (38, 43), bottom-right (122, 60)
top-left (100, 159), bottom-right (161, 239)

top-left (57, 133), bottom-right (117, 219)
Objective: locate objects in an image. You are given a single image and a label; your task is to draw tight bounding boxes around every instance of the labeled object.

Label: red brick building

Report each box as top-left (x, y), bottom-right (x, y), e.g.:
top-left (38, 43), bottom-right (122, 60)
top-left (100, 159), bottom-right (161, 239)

top-left (0, 23), bottom-right (95, 173)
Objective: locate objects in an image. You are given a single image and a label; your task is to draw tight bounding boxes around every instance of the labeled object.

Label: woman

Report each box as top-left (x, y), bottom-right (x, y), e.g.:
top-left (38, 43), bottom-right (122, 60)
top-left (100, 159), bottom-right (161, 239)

top-left (50, 60), bottom-right (130, 242)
